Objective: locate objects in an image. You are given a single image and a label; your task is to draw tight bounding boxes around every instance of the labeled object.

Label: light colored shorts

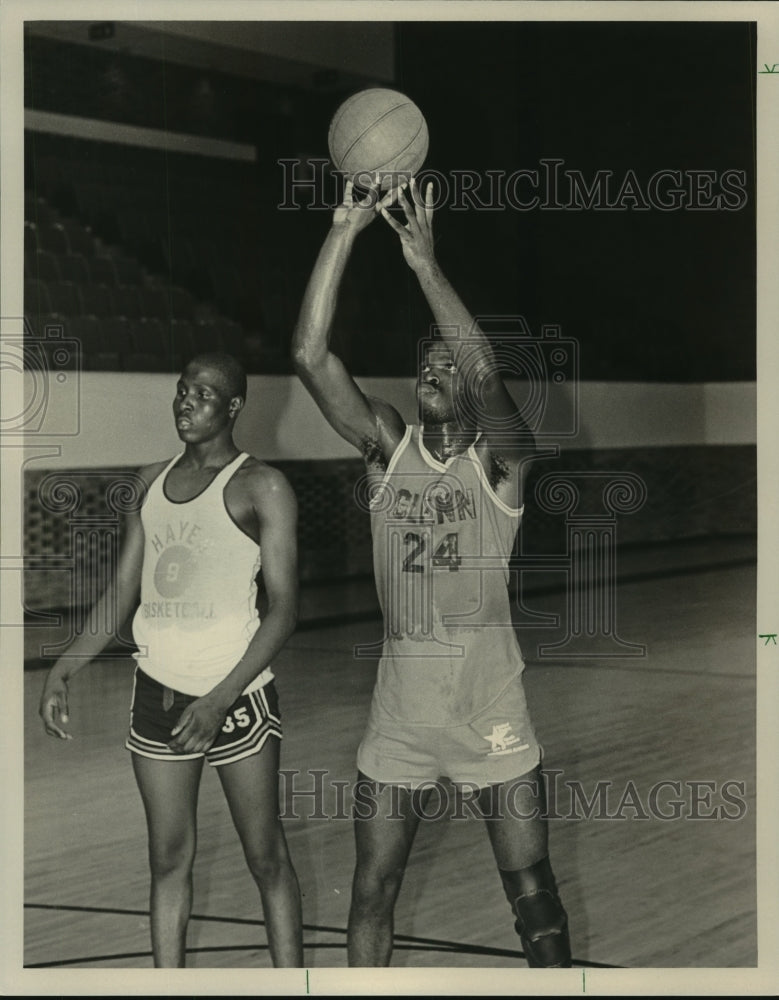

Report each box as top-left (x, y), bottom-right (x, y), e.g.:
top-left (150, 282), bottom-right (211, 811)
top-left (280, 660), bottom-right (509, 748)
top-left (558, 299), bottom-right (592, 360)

top-left (357, 675), bottom-right (541, 789)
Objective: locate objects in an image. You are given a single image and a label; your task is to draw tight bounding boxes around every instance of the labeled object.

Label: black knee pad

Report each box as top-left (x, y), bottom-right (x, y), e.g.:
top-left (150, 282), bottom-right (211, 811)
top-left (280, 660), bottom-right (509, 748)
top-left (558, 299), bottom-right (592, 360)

top-left (500, 856), bottom-right (572, 968)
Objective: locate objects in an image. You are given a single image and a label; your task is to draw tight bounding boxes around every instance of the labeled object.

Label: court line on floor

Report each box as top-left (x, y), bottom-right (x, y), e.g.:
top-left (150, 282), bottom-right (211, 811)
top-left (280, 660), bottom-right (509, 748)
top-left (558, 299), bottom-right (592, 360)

top-left (23, 902), bottom-right (619, 969)
top-left (24, 943), bottom-right (507, 969)
top-left (24, 942), bottom-right (537, 969)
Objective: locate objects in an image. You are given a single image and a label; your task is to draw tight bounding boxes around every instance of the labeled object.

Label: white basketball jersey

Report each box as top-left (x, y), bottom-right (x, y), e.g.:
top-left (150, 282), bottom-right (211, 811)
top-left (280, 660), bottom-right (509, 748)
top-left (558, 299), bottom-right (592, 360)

top-left (369, 425), bottom-right (525, 725)
top-left (132, 452), bottom-right (271, 696)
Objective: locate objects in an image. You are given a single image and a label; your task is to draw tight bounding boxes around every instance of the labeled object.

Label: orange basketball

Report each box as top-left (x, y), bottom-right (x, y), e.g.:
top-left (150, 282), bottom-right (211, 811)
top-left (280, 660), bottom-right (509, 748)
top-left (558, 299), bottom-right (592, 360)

top-left (328, 88), bottom-right (429, 188)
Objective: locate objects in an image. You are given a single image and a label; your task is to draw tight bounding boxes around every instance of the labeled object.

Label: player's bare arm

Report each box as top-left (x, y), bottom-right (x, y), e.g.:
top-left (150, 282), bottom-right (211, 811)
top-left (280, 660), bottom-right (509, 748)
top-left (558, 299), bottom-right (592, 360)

top-left (38, 460), bottom-right (166, 740)
top-left (166, 463), bottom-right (299, 755)
top-left (292, 177), bottom-right (406, 467)
top-left (380, 178), bottom-right (537, 493)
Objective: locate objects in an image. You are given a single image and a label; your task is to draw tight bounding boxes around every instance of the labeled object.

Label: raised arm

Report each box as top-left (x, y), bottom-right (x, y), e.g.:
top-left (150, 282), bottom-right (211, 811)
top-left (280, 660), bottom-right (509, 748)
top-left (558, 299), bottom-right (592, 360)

top-left (167, 467), bottom-right (299, 755)
top-left (380, 179), bottom-right (536, 453)
top-left (292, 179), bottom-right (405, 462)
top-left (38, 465), bottom-right (159, 739)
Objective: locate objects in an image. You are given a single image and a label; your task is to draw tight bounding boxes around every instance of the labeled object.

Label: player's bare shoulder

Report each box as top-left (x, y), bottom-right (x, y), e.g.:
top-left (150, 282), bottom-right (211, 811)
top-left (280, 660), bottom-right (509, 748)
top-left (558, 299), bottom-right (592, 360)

top-left (229, 456), bottom-right (298, 519)
top-left (133, 458), bottom-right (172, 501)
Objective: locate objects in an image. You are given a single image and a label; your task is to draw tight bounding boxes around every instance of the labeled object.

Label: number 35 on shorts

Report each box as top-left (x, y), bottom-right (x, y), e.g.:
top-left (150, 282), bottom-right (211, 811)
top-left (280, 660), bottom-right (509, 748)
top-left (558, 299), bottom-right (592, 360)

top-left (222, 706), bottom-right (251, 733)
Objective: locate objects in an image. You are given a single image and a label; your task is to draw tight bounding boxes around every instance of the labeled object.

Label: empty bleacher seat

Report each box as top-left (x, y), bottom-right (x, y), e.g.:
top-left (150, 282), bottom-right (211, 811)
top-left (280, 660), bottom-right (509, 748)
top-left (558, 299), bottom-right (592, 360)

top-left (86, 352), bottom-right (123, 372)
top-left (123, 352), bottom-right (169, 373)
top-left (58, 253), bottom-right (90, 284)
top-left (36, 223), bottom-right (70, 256)
top-left (24, 278), bottom-right (53, 318)
top-left (46, 280), bottom-right (82, 317)
top-left (24, 195), bottom-right (59, 229)
top-left (61, 219), bottom-right (97, 257)
top-left (112, 286), bottom-right (142, 319)
top-left (215, 319), bottom-right (245, 356)
top-left (87, 256), bottom-right (118, 286)
top-left (170, 319), bottom-right (194, 360)
top-left (113, 256), bottom-right (143, 286)
top-left (68, 315), bottom-right (104, 356)
top-left (193, 319), bottom-right (245, 358)
top-left (190, 321), bottom-right (221, 354)
top-left (132, 317), bottom-right (168, 356)
top-left (69, 315), bottom-right (122, 371)
top-left (24, 142), bottom-right (265, 375)
top-left (101, 317), bottom-right (135, 355)
top-left (80, 284), bottom-right (116, 318)
top-left (27, 250), bottom-right (61, 282)
top-left (169, 285), bottom-right (196, 321)
top-left (137, 285), bottom-right (170, 321)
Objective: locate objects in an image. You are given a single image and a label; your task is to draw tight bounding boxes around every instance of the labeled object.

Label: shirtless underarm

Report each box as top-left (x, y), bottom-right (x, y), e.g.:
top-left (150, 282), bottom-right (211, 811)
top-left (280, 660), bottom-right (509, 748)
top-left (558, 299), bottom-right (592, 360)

top-left (360, 435), bottom-right (389, 472)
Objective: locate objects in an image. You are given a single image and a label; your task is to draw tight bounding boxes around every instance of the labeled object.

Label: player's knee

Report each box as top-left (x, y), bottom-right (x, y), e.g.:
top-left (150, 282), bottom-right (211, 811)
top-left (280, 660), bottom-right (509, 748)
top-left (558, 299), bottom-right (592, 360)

top-left (351, 862), bottom-right (404, 913)
top-left (148, 833), bottom-right (196, 881)
top-left (243, 835), bottom-right (294, 888)
top-left (246, 855), bottom-right (290, 888)
top-left (500, 856), bottom-right (571, 968)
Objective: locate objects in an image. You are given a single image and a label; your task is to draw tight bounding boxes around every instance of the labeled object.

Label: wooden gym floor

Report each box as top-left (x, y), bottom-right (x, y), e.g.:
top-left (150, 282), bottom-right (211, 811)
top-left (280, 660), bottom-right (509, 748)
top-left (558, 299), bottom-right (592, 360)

top-left (20, 537), bottom-right (759, 982)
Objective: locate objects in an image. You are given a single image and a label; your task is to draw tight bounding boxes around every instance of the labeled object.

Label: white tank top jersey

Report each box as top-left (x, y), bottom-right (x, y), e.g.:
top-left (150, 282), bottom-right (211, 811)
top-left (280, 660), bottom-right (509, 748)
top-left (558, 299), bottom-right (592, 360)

top-left (369, 425), bottom-right (525, 726)
top-left (132, 451), bottom-right (272, 697)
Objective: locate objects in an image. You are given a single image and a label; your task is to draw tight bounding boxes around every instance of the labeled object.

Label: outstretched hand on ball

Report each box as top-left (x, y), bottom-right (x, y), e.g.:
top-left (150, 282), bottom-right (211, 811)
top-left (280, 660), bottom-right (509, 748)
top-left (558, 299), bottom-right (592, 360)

top-left (379, 176), bottom-right (436, 272)
top-left (333, 174), bottom-right (398, 234)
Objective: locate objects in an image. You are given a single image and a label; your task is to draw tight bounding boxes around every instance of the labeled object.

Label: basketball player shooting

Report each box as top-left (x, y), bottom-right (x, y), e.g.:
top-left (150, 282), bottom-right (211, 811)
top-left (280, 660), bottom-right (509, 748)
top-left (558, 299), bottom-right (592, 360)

top-left (292, 177), bottom-right (572, 968)
top-left (38, 353), bottom-right (303, 968)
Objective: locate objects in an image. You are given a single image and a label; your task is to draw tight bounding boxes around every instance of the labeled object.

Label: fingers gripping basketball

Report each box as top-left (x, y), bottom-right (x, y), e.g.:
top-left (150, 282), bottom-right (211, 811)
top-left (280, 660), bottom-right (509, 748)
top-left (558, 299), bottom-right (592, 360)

top-left (328, 88), bottom-right (429, 190)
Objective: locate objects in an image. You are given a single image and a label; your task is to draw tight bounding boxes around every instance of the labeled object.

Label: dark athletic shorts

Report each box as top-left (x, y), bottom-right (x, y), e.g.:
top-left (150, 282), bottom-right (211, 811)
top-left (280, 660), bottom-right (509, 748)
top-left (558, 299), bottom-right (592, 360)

top-left (126, 667), bottom-right (282, 767)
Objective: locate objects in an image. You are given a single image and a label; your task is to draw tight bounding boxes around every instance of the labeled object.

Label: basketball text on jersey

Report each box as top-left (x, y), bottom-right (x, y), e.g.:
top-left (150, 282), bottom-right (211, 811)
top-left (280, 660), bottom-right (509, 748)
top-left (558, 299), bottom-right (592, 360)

top-left (374, 484), bottom-right (477, 524)
top-left (148, 520), bottom-right (205, 553)
top-left (140, 600), bottom-right (215, 620)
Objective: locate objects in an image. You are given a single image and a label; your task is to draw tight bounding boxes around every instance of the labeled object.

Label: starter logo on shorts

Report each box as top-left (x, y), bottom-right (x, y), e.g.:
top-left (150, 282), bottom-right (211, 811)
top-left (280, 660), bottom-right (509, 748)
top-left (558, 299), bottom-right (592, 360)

top-left (484, 722), bottom-right (529, 756)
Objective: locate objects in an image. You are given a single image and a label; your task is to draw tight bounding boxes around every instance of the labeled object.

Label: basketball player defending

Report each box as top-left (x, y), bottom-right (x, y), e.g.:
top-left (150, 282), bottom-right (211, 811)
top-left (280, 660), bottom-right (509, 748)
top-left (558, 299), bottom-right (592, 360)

top-left (293, 177), bottom-right (571, 968)
top-left (39, 353), bottom-right (303, 969)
